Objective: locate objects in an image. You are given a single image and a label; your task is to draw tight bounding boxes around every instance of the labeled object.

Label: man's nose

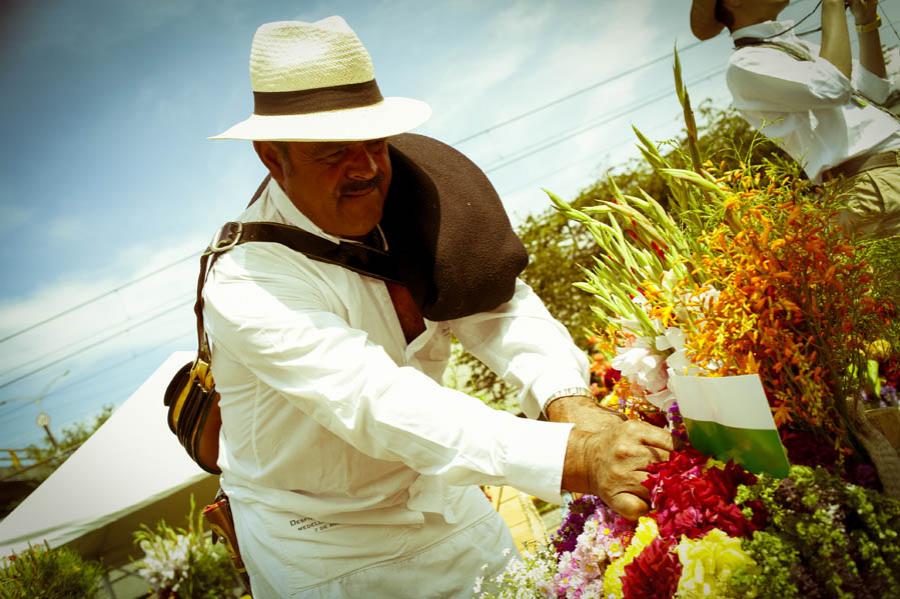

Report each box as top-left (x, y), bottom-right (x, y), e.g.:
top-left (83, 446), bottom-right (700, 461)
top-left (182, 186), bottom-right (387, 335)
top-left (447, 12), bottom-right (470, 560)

top-left (345, 143), bottom-right (378, 180)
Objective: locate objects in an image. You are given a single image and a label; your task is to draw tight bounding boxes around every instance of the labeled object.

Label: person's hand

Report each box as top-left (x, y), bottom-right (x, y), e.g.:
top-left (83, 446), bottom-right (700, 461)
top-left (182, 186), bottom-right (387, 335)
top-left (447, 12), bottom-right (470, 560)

top-left (561, 421), bottom-right (674, 521)
top-left (545, 394), bottom-right (625, 434)
top-left (849, 0), bottom-right (878, 25)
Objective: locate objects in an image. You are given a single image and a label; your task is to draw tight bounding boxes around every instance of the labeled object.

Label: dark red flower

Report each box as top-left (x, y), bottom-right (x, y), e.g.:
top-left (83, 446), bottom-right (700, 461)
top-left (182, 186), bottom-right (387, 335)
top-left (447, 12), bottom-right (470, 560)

top-left (621, 537), bottom-right (681, 599)
top-left (603, 367), bottom-right (622, 389)
top-left (643, 448), bottom-right (758, 539)
top-left (781, 427), bottom-right (839, 469)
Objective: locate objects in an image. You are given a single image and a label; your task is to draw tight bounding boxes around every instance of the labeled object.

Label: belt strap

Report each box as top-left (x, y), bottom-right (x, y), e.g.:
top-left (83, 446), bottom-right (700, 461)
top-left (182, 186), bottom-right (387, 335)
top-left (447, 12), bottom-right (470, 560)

top-left (823, 150), bottom-right (900, 181)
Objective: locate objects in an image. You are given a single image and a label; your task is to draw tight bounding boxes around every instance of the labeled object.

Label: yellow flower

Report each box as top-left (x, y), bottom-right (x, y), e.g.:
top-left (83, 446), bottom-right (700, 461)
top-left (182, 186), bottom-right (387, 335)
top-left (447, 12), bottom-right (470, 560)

top-left (603, 517), bottom-right (658, 598)
top-left (675, 529), bottom-right (758, 598)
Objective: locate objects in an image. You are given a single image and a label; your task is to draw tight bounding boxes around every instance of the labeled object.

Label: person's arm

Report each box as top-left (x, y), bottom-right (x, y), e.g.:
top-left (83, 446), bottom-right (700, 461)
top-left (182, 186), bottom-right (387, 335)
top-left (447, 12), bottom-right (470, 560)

top-left (204, 245), bottom-right (573, 504)
top-left (726, 46), bottom-right (854, 112)
top-left (449, 279), bottom-right (673, 518)
top-left (851, 0), bottom-right (887, 79)
top-left (448, 279), bottom-right (591, 420)
top-left (820, 0), bottom-right (852, 79)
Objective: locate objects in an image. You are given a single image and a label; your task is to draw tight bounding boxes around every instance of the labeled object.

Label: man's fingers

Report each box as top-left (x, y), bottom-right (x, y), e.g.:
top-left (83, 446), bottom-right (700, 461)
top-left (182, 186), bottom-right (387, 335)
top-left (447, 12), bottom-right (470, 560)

top-left (607, 492), bottom-right (650, 521)
top-left (641, 445), bottom-right (670, 466)
top-left (628, 420), bottom-right (675, 452)
top-left (611, 444), bottom-right (670, 469)
top-left (598, 468), bottom-right (651, 500)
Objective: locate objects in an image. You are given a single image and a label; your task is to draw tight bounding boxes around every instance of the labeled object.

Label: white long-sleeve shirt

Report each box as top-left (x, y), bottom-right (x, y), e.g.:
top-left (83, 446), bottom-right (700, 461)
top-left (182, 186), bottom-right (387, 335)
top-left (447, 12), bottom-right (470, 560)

top-left (726, 20), bottom-right (900, 182)
top-left (202, 177), bottom-right (587, 592)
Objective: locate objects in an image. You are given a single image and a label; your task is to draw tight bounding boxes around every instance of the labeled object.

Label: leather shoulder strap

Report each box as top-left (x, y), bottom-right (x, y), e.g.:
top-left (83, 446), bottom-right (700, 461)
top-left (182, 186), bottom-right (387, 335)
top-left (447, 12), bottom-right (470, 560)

top-left (236, 221), bottom-right (401, 284)
top-left (193, 218), bottom-right (401, 361)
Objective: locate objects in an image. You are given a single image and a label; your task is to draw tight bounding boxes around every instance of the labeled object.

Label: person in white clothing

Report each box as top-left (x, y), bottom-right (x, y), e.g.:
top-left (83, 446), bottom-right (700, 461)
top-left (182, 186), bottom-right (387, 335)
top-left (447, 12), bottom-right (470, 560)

top-left (204, 16), bottom-right (674, 598)
top-left (690, 0), bottom-right (900, 239)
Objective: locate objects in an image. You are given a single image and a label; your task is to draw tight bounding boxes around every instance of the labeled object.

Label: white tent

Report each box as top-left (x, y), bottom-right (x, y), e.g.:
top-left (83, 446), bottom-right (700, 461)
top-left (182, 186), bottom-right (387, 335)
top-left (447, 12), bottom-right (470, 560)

top-left (0, 351), bottom-right (218, 569)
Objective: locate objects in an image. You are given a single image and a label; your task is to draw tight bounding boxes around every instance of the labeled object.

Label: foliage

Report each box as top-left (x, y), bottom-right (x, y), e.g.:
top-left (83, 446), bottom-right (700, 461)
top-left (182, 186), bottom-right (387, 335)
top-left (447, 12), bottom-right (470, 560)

top-left (548, 50), bottom-right (898, 471)
top-left (22, 404), bottom-right (114, 478)
top-left (458, 104), bottom-right (789, 409)
top-left (0, 542), bottom-right (104, 599)
top-left (731, 465), bottom-right (900, 599)
top-left (133, 497), bottom-right (242, 599)
top-left (477, 48), bottom-right (900, 599)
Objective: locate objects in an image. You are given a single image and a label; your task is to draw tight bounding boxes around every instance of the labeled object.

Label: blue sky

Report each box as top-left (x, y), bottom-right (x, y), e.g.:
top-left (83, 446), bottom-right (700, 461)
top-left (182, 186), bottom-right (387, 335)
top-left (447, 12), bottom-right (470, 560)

top-left (1, 0), bottom-right (898, 449)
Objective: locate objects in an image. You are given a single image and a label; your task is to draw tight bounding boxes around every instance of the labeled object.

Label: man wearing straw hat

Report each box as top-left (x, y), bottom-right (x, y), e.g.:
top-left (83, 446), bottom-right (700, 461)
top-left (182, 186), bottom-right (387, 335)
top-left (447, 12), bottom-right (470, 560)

top-left (203, 16), bottom-right (674, 597)
top-left (690, 0), bottom-right (900, 239)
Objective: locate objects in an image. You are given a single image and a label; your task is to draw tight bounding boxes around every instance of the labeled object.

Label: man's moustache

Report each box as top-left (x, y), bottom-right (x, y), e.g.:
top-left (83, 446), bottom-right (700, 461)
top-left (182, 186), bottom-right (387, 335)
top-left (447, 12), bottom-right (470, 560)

top-left (340, 174), bottom-right (384, 195)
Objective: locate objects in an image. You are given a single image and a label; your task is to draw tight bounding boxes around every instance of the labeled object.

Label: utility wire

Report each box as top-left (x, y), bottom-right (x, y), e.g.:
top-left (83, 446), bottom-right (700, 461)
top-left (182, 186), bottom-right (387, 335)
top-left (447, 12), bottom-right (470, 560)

top-left (0, 46), bottom-right (708, 348)
top-left (0, 297), bottom-right (192, 391)
top-left (0, 294), bottom-right (191, 380)
top-left (0, 252), bottom-right (199, 345)
top-left (450, 40), bottom-right (705, 146)
top-left (0, 43), bottom-right (720, 360)
top-left (485, 66), bottom-right (726, 174)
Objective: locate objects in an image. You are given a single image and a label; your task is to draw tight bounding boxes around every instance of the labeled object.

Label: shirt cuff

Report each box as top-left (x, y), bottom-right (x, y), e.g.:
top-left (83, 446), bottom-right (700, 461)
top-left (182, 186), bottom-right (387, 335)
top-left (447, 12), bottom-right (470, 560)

top-left (522, 364), bottom-right (590, 419)
top-left (501, 418), bottom-right (573, 505)
top-left (853, 64), bottom-right (892, 105)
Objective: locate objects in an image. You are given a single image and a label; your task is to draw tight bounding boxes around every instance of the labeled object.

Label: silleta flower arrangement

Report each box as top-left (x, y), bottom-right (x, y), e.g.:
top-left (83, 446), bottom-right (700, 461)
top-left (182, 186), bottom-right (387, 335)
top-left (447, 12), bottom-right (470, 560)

top-left (478, 53), bottom-right (900, 598)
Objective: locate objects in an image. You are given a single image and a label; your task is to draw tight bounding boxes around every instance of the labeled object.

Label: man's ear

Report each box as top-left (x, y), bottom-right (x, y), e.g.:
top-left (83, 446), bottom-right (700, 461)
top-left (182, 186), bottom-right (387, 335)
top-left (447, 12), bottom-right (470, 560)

top-left (253, 141), bottom-right (286, 186)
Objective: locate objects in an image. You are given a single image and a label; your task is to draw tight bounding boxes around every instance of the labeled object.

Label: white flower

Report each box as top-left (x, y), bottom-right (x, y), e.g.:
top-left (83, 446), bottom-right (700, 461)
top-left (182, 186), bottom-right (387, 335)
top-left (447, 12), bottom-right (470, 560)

top-left (655, 327), bottom-right (685, 352)
top-left (611, 342), bottom-right (668, 394)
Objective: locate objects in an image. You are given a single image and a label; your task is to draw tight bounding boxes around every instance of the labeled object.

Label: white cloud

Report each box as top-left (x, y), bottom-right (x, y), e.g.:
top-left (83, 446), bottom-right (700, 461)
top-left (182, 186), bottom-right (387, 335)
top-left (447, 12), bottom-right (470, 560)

top-left (0, 232), bottom-right (206, 391)
top-left (0, 203), bottom-right (32, 233)
top-left (45, 216), bottom-right (82, 243)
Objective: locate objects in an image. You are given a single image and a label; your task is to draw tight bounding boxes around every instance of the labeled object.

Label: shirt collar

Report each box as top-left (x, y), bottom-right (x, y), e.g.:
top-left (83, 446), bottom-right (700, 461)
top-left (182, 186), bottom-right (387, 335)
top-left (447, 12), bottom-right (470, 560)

top-left (731, 19), bottom-right (797, 43)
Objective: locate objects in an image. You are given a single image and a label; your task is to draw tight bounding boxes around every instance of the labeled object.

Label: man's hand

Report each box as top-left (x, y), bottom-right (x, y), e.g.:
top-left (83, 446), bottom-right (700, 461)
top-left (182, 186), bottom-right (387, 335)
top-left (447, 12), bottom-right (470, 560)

top-left (545, 394), bottom-right (625, 433)
top-left (561, 421), bottom-right (674, 521)
top-left (849, 0), bottom-right (878, 25)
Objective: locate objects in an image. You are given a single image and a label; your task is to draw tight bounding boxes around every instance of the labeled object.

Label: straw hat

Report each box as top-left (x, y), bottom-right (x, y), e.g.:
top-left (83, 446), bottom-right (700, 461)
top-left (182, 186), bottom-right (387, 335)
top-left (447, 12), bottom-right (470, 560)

top-left (211, 16), bottom-right (431, 141)
top-left (690, 0), bottom-right (726, 41)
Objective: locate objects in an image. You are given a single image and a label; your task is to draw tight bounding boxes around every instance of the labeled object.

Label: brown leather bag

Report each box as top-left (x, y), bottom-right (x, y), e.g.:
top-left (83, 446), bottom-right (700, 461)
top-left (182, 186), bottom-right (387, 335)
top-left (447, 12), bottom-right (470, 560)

top-left (163, 358), bottom-right (222, 474)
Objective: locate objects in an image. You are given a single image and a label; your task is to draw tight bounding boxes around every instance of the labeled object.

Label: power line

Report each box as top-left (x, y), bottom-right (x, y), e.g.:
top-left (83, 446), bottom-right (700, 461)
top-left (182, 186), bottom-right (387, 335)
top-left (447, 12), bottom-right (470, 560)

top-left (0, 294), bottom-right (191, 380)
top-left (12, 6), bottom-right (836, 393)
top-left (500, 116), bottom-right (678, 199)
top-left (485, 66), bottom-right (726, 174)
top-left (0, 297), bottom-right (192, 391)
top-left (47, 330), bottom-right (193, 398)
top-left (0, 252), bottom-right (199, 345)
top-left (2, 46), bottom-right (717, 349)
top-left (450, 40), bottom-right (706, 146)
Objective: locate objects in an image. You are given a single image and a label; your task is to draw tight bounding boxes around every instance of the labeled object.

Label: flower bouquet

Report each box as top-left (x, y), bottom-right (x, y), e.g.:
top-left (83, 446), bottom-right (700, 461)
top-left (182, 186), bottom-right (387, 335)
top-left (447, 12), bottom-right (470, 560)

top-left (479, 53), bottom-right (900, 598)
